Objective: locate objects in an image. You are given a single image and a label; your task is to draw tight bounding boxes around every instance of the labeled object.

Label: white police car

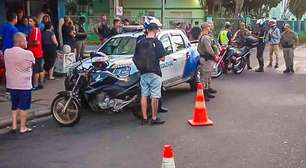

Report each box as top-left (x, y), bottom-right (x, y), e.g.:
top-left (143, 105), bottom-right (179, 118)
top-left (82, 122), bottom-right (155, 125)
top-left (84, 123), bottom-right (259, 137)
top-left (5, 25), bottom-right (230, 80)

top-left (80, 29), bottom-right (200, 90)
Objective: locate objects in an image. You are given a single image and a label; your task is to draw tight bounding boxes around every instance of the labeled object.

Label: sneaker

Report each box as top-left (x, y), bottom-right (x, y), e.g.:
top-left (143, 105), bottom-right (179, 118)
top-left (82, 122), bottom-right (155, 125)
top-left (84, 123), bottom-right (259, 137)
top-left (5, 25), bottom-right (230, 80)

top-left (141, 119), bottom-right (149, 125)
top-left (37, 85), bottom-right (44, 89)
top-left (247, 66), bottom-right (253, 70)
top-left (274, 64), bottom-right (279, 69)
top-left (255, 68), bottom-right (264, 72)
top-left (159, 107), bottom-right (168, 113)
top-left (267, 63), bottom-right (272, 68)
top-left (204, 90), bottom-right (215, 98)
top-left (208, 88), bottom-right (217, 94)
top-left (151, 118), bottom-right (165, 125)
top-left (283, 69), bottom-right (290, 73)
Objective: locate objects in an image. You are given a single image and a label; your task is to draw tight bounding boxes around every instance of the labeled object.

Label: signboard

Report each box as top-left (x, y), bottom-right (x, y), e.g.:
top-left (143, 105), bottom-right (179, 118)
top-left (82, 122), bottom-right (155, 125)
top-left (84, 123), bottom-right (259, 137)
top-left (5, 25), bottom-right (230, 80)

top-left (116, 6), bottom-right (123, 16)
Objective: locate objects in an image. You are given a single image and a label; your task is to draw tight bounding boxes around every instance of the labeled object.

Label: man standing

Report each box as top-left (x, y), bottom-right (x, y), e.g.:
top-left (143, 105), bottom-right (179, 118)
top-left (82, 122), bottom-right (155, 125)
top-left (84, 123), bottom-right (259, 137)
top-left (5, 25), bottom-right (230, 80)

top-left (267, 20), bottom-right (281, 68)
top-left (109, 18), bottom-right (122, 38)
top-left (232, 22), bottom-right (252, 69)
top-left (95, 14), bottom-right (110, 44)
top-left (197, 22), bottom-right (219, 101)
top-left (0, 13), bottom-right (19, 52)
top-left (280, 24), bottom-right (298, 73)
top-left (4, 32), bottom-right (35, 133)
top-left (133, 23), bottom-right (166, 125)
top-left (253, 19), bottom-right (268, 72)
top-left (75, 16), bottom-right (88, 61)
top-left (218, 22), bottom-right (233, 46)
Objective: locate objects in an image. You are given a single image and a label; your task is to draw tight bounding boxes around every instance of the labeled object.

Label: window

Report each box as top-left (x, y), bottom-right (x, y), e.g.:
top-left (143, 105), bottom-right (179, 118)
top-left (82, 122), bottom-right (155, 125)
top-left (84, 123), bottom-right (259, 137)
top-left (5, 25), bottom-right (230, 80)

top-left (160, 35), bottom-right (173, 55)
top-left (171, 35), bottom-right (186, 51)
top-left (99, 37), bottom-right (137, 55)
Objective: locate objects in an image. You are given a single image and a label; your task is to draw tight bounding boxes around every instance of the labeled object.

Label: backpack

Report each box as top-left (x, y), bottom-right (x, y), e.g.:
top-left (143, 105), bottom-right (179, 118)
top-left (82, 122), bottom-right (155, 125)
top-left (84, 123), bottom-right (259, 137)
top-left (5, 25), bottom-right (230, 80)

top-left (133, 38), bottom-right (156, 72)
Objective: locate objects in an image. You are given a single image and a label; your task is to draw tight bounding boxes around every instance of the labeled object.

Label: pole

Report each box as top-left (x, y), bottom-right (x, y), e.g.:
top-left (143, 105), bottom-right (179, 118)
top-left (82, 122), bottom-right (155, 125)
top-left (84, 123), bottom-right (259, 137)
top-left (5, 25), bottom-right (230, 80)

top-left (161, 0), bottom-right (165, 26)
top-left (114, 0), bottom-right (119, 18)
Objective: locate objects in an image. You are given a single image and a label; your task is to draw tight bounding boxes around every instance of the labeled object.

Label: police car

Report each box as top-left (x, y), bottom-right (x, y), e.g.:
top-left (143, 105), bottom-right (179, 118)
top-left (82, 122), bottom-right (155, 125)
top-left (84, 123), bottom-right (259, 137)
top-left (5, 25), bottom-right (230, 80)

top-left (79, 28), bottom-right (200, 91)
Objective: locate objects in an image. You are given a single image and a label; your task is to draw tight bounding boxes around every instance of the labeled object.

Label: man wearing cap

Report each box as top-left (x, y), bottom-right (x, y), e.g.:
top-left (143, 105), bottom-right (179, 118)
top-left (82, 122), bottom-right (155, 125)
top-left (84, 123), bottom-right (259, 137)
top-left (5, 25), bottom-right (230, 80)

top-left (267, 20), bottom-right (281, 68)
top-left (133, 23), bottom-right (166, 125)
top-left (280, 24), bottom-right (298, 73)
top-left (197, 22), bottom-right (219, 101)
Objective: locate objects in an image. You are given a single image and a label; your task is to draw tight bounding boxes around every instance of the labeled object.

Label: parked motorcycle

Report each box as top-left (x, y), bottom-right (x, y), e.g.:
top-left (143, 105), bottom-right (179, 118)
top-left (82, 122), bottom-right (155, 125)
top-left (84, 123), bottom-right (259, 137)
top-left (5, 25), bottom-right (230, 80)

top-left (51, 53), bottom-right (141, 126)
top-left (211, 36), bottom-right (258, 78)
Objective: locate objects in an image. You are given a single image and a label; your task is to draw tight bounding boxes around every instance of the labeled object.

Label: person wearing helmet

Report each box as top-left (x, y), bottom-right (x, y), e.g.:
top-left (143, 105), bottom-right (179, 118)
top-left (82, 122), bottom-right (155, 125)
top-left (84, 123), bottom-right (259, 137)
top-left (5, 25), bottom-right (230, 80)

top-left (218, 22), bottom-right (233, 46)
top-left (253, 18), bottom-right (268, 72)
top-left (267, 19), bottom-right (281, 68)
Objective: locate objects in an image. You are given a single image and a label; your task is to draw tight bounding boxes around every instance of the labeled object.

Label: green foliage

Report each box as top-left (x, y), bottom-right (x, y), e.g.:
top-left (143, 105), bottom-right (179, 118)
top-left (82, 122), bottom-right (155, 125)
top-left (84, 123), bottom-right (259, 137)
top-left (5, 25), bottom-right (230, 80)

top-left (289, 0), bottom-right (306, 20)
top-left (65, 1), bottom-right (78, 15)
top-left (244, 0), bottom-right (282, 17)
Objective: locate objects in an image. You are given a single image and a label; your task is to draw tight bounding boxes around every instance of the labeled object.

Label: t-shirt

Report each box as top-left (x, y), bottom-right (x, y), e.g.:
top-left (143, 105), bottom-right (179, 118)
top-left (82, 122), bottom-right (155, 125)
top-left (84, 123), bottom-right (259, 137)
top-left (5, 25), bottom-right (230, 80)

top-left (29, 27), bottom-right (43, 58)
top-left (4, 47), bottom-right (35, 90)
top-left (0, 23), bottom-right (19, 51)
top-left (134, 38), bottom-right (166, 76)
top-left (62, 25), bottom-right (75, 49)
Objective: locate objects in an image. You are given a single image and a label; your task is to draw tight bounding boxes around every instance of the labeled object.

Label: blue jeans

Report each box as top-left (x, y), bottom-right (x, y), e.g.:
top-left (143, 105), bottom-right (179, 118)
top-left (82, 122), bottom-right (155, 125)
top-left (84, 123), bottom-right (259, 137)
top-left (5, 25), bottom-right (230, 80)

top-left (140, 73), bottom-right (162, 98)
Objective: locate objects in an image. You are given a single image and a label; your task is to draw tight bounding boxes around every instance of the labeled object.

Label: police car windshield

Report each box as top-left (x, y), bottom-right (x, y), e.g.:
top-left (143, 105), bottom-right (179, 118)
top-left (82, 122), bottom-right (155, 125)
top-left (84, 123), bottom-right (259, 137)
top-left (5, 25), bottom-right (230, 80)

top-left (99, 37), bottom-right (137, 55)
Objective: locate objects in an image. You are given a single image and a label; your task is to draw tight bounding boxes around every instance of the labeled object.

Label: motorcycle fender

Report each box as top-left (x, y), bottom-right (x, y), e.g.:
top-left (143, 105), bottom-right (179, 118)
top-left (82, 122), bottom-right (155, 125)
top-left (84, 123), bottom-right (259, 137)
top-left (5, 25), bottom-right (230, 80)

top-left (57, 91), bottom-right (81, 106)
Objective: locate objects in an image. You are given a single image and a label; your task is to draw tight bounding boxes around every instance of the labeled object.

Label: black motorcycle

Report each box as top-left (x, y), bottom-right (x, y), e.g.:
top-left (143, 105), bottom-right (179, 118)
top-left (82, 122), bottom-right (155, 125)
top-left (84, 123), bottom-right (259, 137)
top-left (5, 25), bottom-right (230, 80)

top-left (211, 36), bottom-right (258, 78)
top-left (51, 53), bottom-right (141, 126)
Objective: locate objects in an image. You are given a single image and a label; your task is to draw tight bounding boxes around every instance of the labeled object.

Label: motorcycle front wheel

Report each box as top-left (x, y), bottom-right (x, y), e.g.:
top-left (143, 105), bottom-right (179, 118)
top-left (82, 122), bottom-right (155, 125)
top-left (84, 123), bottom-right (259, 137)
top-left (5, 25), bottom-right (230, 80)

top-left (233, 58), bottom-right (246, 74)
top-left (211, 62), bottom-right (223, 78)
top-left (51, 95), bottom-right (81, 126)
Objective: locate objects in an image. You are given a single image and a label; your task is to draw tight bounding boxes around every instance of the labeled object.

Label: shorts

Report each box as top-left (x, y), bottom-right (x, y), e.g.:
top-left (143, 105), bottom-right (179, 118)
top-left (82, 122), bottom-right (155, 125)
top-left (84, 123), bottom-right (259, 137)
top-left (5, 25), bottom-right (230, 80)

top-left (33, 58), bottom-right (44, 73)
top-left (140, 73), bottom-right (162, 98)
top-left (9, 89), bottom-right (32, 111)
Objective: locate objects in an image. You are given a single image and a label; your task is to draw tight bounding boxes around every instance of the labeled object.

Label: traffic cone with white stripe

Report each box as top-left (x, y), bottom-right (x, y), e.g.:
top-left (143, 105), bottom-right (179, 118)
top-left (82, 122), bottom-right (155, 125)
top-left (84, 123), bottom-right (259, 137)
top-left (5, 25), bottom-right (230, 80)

top-left (188, 83), bottom-right (214, 126)
top-left (161, 145), bottom-right (175, 168)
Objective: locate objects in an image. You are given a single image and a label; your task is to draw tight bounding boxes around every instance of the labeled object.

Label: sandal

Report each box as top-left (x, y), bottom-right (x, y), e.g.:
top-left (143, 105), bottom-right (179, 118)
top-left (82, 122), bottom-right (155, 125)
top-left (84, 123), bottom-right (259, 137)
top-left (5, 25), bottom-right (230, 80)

top-left (49, 77), bottom-right (56, 80)
top-left (20, 128), bottom-right (32, 134)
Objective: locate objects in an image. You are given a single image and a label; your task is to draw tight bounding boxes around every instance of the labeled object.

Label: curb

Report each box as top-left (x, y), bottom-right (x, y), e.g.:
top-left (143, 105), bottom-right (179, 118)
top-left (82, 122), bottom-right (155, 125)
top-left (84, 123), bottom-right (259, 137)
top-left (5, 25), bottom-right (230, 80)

top-left (0, 106), bottom-right (51, 129)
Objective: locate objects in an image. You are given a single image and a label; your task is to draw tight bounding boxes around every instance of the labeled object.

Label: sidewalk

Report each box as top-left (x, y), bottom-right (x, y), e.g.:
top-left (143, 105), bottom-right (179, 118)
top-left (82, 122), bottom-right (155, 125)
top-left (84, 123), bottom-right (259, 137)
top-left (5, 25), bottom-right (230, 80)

top-left (0, 78), bottom-right (65, 128)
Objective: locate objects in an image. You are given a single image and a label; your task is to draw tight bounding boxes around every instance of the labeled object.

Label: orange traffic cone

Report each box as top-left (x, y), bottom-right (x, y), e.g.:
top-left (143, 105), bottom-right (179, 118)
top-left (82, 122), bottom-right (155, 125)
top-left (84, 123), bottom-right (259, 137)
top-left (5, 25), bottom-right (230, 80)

top-left (161, 145), bottom-right (176, 168)
top-left (188, 83), bottom-right (214, 126)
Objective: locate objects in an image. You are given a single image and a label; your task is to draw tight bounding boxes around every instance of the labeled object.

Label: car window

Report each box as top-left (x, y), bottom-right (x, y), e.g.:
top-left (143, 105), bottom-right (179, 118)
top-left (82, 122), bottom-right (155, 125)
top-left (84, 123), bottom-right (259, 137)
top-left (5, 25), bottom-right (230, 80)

top-left (171, 34), bottom-right (186, 51)
top-left (99, 37), bottom-right (136, 55)
top-left (160, 34), bottom-right (173, 55)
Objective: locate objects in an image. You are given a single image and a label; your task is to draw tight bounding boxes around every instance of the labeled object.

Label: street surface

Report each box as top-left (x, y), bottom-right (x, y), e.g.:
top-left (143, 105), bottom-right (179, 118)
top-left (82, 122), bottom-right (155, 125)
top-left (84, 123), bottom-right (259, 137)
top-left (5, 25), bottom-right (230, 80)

top-left (0, 46), bottom-right (306, 168)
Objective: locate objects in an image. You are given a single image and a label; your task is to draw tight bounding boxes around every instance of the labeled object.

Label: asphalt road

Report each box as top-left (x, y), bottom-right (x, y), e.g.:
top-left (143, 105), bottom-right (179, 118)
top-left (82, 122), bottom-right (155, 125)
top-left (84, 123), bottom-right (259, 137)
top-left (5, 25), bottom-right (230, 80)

top-left (1, 66), bottom-right (306, 168)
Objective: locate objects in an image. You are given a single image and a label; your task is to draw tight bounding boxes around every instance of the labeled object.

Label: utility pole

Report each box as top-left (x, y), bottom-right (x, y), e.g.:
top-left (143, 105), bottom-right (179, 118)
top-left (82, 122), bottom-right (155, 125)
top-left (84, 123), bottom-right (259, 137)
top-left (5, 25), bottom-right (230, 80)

top-left (114, 0), bottom-right (119, 18)
top-left (161, 0), bottom-right (165, 25)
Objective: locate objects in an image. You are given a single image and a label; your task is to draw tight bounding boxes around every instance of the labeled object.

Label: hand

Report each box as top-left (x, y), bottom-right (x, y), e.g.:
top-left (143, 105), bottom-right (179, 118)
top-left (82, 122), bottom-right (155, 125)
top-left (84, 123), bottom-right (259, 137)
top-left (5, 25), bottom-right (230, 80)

top-left (214, 56), bottom-right (220, 63)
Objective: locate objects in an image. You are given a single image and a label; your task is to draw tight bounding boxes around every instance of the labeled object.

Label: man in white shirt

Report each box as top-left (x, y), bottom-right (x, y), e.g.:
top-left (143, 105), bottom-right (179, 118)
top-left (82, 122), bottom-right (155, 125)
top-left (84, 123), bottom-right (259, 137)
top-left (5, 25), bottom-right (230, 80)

top-left (4, 32), bottom-right (35, 134)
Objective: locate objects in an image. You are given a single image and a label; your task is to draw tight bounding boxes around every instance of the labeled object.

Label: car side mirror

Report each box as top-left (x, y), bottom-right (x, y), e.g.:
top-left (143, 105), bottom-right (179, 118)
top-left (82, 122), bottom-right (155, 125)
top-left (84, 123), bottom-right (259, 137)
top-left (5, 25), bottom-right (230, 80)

top-left (90, 52), bottom-right (96, 59)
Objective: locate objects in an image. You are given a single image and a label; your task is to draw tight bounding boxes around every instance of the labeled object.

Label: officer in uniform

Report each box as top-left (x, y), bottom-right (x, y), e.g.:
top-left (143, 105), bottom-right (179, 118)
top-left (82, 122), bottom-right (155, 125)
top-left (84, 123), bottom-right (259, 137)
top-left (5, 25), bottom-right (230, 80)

top-left (197, 22), bottom-right (219, 101)
top-left (253, 19), bottom-right (268, 72)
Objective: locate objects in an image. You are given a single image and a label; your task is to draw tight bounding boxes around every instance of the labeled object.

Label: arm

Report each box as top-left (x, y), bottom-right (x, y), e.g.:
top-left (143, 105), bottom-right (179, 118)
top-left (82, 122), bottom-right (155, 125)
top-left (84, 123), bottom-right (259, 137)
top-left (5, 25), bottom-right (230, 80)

top-left (51, 34), bottom-right (58, 46)
top-left (155, 41), bottom-right (166, 62)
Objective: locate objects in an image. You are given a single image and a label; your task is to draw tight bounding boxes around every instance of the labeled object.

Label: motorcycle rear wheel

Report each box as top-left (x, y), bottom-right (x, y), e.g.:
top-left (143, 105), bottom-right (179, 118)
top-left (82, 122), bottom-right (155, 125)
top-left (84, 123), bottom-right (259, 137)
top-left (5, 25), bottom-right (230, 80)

top-left (51, 95), bottom-right (81, 127)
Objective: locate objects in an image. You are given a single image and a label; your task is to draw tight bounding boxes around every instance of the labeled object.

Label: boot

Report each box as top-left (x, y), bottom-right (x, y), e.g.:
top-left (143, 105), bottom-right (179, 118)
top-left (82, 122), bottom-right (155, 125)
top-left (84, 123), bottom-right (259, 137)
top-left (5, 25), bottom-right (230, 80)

top-left (204, 90), bottom-right (215, 99)
top-left (208, 88), bottom-right (217, 94)
top-left (255, 67), bottom-right (264, 72)
top-left (267, 63), bottom-right (272, 67)
top-left (274, 63), bottom-right (279, 69)
top-left (283, 68), bottom-right (290, 73)
top-left (290, 66), bottom-right (295, 73)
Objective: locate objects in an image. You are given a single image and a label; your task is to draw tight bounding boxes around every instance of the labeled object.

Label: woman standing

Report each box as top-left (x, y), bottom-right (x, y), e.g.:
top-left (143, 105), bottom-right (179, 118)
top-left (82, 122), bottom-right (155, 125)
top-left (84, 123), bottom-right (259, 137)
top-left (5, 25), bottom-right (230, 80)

top-left (42, 22), bottom-right (58, 80)
top-left (28, 17), bottom-right (44, 90)
top-left (62, 16), bottom-right (76, 52)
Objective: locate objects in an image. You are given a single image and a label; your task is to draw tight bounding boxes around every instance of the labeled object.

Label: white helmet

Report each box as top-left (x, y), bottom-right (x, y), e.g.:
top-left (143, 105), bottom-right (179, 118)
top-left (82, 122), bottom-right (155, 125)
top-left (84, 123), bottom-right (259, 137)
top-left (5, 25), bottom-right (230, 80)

top-left (143, 16), bottom-right (162, 30)
top-left (62, 45), bottom-right (71, 53)
top-left (256, 18), bottom-right (266, 26)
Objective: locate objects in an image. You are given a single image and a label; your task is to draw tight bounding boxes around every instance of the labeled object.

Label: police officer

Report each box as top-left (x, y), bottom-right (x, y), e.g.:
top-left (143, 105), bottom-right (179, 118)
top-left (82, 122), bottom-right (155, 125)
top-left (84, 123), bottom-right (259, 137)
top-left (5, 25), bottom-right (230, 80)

top-left (197, 22), bottom-right (219, 101)
top-left (253, 19), bottom-right (268, 72)
top-left (218, 22), bottom-right (233, 46)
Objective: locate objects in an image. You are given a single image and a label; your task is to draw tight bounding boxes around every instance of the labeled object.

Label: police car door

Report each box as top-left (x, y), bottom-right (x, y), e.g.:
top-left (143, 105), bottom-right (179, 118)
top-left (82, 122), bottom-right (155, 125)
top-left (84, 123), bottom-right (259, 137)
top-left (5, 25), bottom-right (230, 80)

top-left (159, 34), bottom-right (176, 84)
top-left (170, 32), bottom-right (188, 80)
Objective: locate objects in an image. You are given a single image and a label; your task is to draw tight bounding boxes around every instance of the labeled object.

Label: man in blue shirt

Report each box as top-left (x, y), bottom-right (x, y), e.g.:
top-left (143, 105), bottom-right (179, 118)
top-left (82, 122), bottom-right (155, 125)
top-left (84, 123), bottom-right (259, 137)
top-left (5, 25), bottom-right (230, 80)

top-left (0, 13), bottom-right (18, 51)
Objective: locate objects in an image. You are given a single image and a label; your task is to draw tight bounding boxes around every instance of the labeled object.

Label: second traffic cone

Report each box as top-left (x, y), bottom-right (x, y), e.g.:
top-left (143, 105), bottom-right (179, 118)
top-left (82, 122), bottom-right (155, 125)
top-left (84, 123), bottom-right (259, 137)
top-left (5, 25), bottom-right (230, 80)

top-left (161, 145), bottom-right (176, 168)
top-left (188, 83), bottom-right (214, 126)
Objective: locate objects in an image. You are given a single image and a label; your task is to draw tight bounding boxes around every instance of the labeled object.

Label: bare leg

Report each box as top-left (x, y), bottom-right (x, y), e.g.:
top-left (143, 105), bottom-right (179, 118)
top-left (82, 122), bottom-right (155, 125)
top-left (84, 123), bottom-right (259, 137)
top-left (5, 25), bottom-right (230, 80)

top-left (19, 110), bottom-right (28, 132)
top-left (151, 98), bottom-right (159, 120)
top-left (33, 73), bottom-right (40, 87)
top-left (141, 96), bottom-right (148, 120)
top-left (12, 110), bottom-right (18, 129)
top-left (39, 72), bottom-right (45, 85)
top-left (49, 67), bottom-right (54, 79)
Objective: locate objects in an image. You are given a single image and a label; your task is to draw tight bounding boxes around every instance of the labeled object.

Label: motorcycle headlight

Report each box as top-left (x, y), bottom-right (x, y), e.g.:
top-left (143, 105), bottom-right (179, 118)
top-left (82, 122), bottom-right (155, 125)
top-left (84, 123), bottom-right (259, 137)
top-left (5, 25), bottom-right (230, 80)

top-left (111, 64), bottom-right (131, 77)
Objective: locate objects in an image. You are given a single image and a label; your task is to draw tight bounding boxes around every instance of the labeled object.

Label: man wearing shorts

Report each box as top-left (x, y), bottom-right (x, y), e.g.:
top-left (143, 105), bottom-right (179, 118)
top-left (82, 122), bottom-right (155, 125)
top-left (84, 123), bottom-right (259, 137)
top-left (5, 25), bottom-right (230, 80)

top-left (4, 32), bottom-right (35, 133)
top-left (133, 23), bottom-right (166, 125)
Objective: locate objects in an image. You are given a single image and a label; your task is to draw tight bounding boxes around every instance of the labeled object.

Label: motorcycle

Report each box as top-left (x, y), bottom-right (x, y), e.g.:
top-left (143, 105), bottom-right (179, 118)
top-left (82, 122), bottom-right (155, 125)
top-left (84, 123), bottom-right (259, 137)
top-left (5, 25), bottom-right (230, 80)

top-left (51, 53), bottom-right (141, 126)
top-left (211, 36), bottom-right (258, 78)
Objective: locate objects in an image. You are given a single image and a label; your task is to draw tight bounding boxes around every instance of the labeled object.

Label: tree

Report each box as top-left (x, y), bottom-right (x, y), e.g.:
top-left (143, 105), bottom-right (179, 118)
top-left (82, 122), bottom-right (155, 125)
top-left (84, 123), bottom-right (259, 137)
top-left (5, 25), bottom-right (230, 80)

top-left (243, 0), bottom-right (282, 17)
top-left (289, 0), bottom-right (306, 20)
